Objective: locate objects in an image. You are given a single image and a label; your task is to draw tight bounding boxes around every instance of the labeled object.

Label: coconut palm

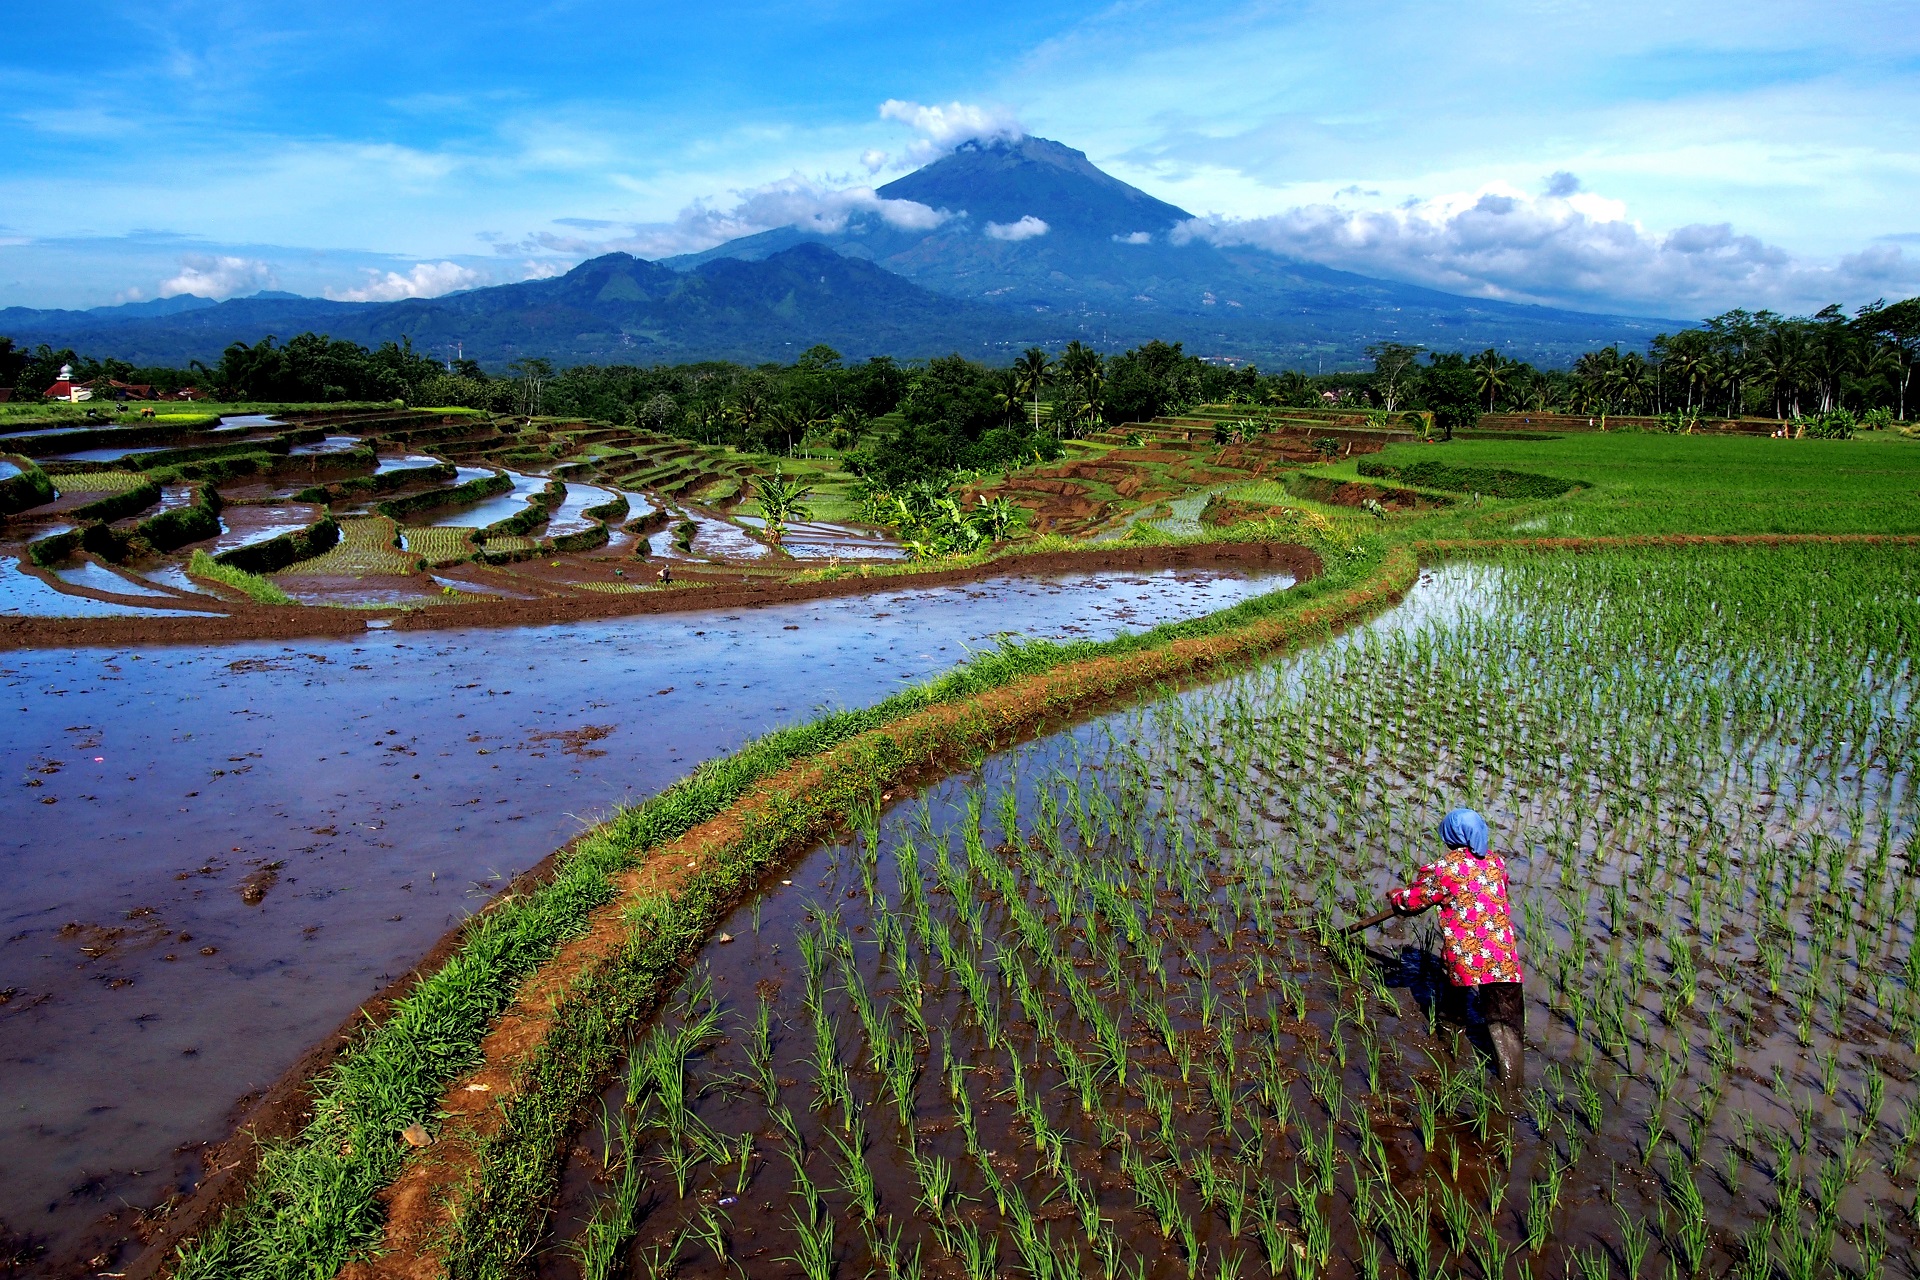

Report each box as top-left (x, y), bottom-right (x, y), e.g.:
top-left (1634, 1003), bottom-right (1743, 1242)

top-left (1013, 349), bottom-right (1052, 428)
top-left (1470, 349), bottom-right (1511, 411)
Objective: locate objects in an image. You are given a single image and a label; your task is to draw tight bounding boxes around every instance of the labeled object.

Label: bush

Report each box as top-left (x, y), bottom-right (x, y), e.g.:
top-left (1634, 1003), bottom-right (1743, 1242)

top-left (1859, 407), bottom-right (1893, 431)
top-left (0, 454), bottom-right (56, 515)
top-left (1803, 409), bottom-right (1855, 440)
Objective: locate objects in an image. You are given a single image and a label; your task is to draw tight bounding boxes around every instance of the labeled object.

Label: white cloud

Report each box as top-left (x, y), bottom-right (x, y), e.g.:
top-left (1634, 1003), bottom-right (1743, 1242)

top-left (520, 259), bottom-right (567, 280)
top-left (986, 215), bottom-right (1050, 242)
top-left (502, 175), bottom-right (957, 266)
top-left (158, 254), bottom-right (278, 298)
top-left (879, 99), bottom-right (1025, 163)
top-left (326, 260), bottom-right (484, 302)
top-left (1175, 179), bottom-right (1920, 316)
top-left (1113, 231), bottom-right (1152, 244)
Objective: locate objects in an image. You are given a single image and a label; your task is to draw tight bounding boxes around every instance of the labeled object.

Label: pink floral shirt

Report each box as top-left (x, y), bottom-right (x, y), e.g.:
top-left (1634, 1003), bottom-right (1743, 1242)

top-left (1388, 851), bottom-right (1524, 987)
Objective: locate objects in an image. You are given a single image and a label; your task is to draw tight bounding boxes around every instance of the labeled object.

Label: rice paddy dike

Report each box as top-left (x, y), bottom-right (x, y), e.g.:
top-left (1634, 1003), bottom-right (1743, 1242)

top-left (5, 402), bottom-right (1920, 1279)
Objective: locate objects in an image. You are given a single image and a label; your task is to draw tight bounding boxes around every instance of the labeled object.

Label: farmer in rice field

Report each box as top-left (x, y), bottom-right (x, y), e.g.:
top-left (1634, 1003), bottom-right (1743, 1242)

top-left (1386, 807), bottom-right (1526, 1084)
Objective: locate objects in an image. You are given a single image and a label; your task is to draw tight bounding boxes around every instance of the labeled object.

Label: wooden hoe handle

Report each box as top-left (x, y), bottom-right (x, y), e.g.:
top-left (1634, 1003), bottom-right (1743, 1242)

top-left (1342, 907), bottom-right (1400, 936)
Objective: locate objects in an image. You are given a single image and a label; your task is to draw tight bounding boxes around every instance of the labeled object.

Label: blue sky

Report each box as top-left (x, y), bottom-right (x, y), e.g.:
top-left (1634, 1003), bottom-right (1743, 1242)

top-left (2, 0), bottom-right (1915, 316)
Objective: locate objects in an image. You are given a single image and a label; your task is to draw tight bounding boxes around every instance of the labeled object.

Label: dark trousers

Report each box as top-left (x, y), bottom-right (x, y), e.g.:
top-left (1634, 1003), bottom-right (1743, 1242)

top-left (1444, 978), bottom-right (1523, 1031)
top-left (1469, 980), bottom-right (1524, 1033)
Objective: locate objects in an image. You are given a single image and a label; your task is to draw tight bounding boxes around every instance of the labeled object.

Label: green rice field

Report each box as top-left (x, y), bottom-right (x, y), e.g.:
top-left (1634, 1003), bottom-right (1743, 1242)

top-left (538, 544), bottom-right (1919, 1280)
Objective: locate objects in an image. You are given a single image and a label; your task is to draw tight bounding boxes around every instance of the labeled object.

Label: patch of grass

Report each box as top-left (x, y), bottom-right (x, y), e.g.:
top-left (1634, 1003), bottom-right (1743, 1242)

top-left (187, 549), bottom-right (295, 604)
top-left (1343, 431), bottom-right (1920, 538)
top-left (400, 525), bottom-right (478, 565)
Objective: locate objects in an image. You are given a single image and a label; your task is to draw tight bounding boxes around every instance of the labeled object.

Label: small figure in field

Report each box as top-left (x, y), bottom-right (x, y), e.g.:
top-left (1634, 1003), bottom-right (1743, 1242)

top-left (1375, 808), bottom-right (1526, 1083)
top-left (656, 564), bottom-right (673, 586)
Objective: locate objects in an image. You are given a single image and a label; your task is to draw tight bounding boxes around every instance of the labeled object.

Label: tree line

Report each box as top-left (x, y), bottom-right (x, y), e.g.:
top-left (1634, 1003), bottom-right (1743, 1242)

top-left (1378, 299), bottom-right (1920, 424)
top-left (5, 295), bottom-right (1913, 475)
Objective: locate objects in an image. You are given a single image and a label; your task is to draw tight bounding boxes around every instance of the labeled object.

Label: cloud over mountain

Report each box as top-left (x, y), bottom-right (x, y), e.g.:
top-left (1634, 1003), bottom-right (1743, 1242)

top-left (1177, 180), bottom-right (1920, 315)
top-left (879, 99), bottom-right (1025, 163)
top-left (327, 260), bottom-right (484, 302)
top-left (159, 255), bottom-right (278, 299)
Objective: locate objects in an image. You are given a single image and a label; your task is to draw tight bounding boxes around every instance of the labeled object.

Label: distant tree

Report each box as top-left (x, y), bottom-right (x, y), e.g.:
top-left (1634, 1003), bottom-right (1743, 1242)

top-left (1418, 353), bottom-right (1481, 439)
top-left (796, 344), bottom-right (842, 371)
top-left (1013, 347), bottom-right (1052, 427)
top-left (636, 391), bottom-right (681, 432)
top-left (1469, 349), bottom-right (1511, 411)
top-left (1366, 342), bottom-right (1423, 412)
top-left (507, 357), bottom-right (554, 417)
top-left (0, 336), bottom-right (26, 390)
top-left (1856, 298), bottom-right (1920, 420)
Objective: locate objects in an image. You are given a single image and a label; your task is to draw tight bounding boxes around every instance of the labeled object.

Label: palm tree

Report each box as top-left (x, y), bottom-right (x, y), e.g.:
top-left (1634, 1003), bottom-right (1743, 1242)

top-left (1013, 348), bottom-right (1052, 428)
top-left (1618, 352), bottom-right (1651, 414)
top-left (764, 401), bottom-right (815, 454)
top-left (990, 370), bottom-right (1024, 427)
top-left (1470, 349), bottom-right (1511, 411)
top-left (752, 467), bottom-right (814, 542)
top-left (1753, 323), bottom-right (1814, 419)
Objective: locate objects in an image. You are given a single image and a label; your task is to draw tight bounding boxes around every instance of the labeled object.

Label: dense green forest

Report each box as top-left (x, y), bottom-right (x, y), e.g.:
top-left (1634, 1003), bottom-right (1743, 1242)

top-left (5, 297), bottom-right (1915, 482)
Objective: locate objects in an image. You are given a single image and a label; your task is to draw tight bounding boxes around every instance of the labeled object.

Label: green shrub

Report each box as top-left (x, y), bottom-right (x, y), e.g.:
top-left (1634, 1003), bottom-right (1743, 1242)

top-left (1803, 409), bottom-right (1856, 440)
top-left (0, 454), bottom-right (57, 515)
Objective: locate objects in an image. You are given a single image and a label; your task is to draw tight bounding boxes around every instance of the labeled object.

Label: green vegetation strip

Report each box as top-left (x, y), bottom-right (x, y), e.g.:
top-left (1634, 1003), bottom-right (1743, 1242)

top-left (43, 470), bottom-right (146, 494)
top-left (1356, 457), bottom-right (1583, 498)
top-left (188, 550), bottom-right (295, 605)
top-left (168, 530), bottom-right (1401, 1280)
top-left (0, 454), bottom-right (59, 515)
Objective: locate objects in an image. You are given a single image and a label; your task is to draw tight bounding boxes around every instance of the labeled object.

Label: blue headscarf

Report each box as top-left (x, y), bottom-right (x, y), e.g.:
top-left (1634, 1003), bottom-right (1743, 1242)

top-left (1438, 807), bottom-right (1490, 856)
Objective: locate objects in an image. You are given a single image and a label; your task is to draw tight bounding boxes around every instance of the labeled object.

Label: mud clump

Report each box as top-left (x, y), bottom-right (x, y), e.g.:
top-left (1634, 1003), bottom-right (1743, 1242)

top-left (236, 862), bottom-right (286, 905)
top-left (527, 723), bottom-right (616, 759)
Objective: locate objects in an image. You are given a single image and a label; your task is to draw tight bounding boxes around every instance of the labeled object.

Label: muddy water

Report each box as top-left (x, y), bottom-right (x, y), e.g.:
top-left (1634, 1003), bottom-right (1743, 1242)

top-left (0, 558), bottom-right (192, 619)
top-left (428, 470), bottom-right (547, 528)
top-left (545, 483), bottom-right (617, 538)
top-left (0, 566), bottom-right (1292, 1263)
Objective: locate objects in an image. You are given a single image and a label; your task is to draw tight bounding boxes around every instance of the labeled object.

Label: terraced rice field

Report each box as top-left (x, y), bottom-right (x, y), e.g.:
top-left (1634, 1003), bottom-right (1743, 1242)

top-left (400, 524), bottom-right (479, 565)
top-left (278, 515), bottom-right (421, 576)
top-left (44, 470), bottom-right (148, 493)
top-left (540, 546), bottom-right (1920, 1280)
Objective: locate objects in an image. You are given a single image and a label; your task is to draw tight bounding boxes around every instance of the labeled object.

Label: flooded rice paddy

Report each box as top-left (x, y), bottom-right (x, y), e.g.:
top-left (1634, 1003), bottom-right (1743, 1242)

top-left (427, 470), bottom-right (549, 527)
top-left (0, 566), bottom-right (1291, 1264)
top-left (531, 549), bottom-right (1919, 1280)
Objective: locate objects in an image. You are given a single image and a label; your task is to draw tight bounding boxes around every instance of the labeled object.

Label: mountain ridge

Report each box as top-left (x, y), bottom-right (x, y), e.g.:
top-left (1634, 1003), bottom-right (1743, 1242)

top-left (2, 137), bottom-right (1682, 369)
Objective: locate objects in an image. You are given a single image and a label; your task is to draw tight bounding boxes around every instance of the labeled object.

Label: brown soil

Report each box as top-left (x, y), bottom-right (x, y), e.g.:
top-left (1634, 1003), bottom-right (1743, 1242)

top-left (0, 542), bottom-right (1310, 650)
top-left (1287, 475), bottom-right (1450, 510)
top-left (331, 544), bottom-right (1422, 1280)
